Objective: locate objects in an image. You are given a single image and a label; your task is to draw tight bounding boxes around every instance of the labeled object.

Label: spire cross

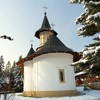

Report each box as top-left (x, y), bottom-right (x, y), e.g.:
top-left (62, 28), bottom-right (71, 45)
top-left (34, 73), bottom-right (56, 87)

top-left (43, 5), bottom-right (48, 12)
top-left (51, 22), bottom-right (55, 29)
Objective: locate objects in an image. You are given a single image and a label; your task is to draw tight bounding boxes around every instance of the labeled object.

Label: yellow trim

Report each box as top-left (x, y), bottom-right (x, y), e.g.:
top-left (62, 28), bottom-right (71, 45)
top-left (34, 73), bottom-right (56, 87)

top-left (23, 90), bottom-right (78, 97)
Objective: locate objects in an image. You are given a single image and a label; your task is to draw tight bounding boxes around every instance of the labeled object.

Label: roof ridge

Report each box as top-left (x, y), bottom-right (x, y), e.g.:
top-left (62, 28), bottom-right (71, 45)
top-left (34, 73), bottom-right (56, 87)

top-left (37, 34), bottom-right (73, 54)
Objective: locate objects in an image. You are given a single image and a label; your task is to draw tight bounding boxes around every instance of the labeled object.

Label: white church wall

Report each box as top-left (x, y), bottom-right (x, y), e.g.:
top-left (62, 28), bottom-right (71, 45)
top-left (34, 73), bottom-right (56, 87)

top-left (65, 66), bottom-right (76, 89)
top-left (32, 53), bottom-right (76, 91)
top-left (24, 61), bottom-right (33, 91)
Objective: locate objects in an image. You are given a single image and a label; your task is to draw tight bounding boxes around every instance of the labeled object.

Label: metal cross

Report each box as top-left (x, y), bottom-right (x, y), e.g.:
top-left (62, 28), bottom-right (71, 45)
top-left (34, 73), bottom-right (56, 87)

top-left (43, 5), bottom-right (48, 12)
top-left (51, 22), bottom-right (55, 29)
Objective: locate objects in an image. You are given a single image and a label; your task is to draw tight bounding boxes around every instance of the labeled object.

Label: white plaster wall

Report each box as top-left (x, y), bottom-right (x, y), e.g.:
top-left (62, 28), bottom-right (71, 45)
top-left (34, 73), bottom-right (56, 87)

top-left (32, 53), bottom-right (76, 91)
top-left (24, 61), bottom-right (33, 91)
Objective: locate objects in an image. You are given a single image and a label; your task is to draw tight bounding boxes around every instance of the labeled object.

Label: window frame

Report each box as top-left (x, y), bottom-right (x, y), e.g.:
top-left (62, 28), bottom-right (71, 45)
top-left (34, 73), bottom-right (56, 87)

top-left (58, 69), bottom-right (65, 83)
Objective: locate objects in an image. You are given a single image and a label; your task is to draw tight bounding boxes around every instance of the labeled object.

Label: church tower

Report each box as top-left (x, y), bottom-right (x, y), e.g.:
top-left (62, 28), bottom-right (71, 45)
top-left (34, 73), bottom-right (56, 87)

top-left (35, 12), bottom-right (57, 47)
top-left (17, 12), bottom-right (80, 97)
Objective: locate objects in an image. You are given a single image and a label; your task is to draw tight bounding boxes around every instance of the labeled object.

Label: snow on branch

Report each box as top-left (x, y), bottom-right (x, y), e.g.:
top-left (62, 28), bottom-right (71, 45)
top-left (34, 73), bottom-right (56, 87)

top-left (77, 24), bottom-right (99, 36)
top-left (86, 12), bottom-right (100, 25)
top-left (70, 0), bottom-right (84, 3)
top-left (72, 58), bottom-right (88, 66)
top-left (83, 49), bottom-right (94, 57)
top-left (70, 0), bottom-right (79, 3)
top-left (94, 45), bottom-right (100, 56)
top-left (75, 12), bottom-right (88, 25)
top-left (86, 1), bottom-right (100, 7)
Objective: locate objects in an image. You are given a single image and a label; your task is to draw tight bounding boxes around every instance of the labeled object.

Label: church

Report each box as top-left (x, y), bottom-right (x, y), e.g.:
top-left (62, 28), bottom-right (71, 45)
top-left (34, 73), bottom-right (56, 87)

top-left (17, 12), bottom-right (80, 97)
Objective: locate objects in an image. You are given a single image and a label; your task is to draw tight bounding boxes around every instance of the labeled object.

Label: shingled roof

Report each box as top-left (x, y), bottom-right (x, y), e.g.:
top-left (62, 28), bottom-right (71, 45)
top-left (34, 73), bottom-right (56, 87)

top-left (17, 33), bottom-right (80, 64)
top-left (26, 44), bottom-right (35, 57)
top-left (17, 13), bottom-right (81, 65)
top-left (41, 12), bottom-right (51, 29)
top-left (37, 34), bottom-right (73, 54)
top-left (35, 12), bottom-right (57, 39)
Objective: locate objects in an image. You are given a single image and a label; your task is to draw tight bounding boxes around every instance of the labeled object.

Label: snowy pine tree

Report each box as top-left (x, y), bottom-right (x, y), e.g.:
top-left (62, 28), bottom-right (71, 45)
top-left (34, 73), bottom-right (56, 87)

top-left (0, 56), bottom-right (5, 70)
top-left (10, 61), bottom-right (23, 92)
top-left (0, 56), bottom-right (8, 92)
top-left (5, 61), bottom-right (12, 80)
top-left (70, 0), bottom-right (100, 75)
top-left (0, 56), bottom-right (4, 91)
top-left (4, 61), bottom-right (12, 91)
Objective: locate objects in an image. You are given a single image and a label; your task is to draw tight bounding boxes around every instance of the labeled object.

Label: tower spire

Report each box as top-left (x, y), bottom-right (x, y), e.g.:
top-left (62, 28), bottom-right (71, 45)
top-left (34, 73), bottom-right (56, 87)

top-left (35, 12), bottom-right (58, 46)
top-left (41, 12), bottom-right (51, 29)
top-left (44, 12), bottom-right (46, 16)
top-left (26, 44), bottom-right (35, 57)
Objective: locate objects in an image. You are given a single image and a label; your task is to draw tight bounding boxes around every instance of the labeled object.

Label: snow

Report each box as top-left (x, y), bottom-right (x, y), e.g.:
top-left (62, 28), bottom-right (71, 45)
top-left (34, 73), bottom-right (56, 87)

top-left (70, 0), bottom-right (82, 3)
top-left (72, 58), bottom-right (87, 65)
top-left (70, 0), bottom-right (76, 3)
top-left (0, 87), bottom-right (100, 100)
top-left (99, 35), bottom-right (100, 39)
top-left (83, 45), bottom-right (100, 56)
top-left (75, 71), bottom-right (86, 76)
top-left (94, 45), bottom-right (100, 55)
top-left (87, 12), bottom-right (100, 20)
top-left (83, 49), bottom-right (94, 57)
top-left (89, 1), bottom-right (100, 5)
top-left (86, 12), bottom-right (100, 25)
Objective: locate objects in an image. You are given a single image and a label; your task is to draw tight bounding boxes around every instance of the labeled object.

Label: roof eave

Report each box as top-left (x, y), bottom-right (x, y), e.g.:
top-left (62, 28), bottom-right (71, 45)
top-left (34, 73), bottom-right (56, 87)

top-left (35, 29), bottom-right (58, 39)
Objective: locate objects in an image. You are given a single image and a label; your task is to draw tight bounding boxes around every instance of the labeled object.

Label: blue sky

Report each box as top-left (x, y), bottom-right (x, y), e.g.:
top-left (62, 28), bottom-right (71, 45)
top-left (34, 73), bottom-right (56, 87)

top-left (0, 0), bottom-right (93, 64)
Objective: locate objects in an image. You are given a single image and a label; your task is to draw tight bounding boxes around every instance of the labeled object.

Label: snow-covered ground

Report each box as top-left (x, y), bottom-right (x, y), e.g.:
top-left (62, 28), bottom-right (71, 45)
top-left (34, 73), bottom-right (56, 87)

top-left (0, 87), bottom-right (100, 100)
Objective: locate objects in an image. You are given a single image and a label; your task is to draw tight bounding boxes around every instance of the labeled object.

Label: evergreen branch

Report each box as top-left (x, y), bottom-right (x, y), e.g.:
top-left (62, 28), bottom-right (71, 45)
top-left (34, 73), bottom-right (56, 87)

top-left (0, 35), bottom-right (13, 41)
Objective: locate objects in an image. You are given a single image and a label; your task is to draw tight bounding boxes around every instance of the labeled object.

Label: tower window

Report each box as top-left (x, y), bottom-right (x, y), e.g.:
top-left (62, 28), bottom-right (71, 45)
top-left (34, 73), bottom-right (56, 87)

top-left (59, 69), bottom-right (65, 83)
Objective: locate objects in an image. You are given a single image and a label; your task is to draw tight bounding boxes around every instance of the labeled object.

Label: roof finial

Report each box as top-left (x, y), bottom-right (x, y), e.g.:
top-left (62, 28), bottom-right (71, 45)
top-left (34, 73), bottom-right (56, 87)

top-left (30, 39), bottom-right (33, 48)
top-left (31, 44), bottom-right (33, 48)
top-left (43, 5), bottom-right (48, 15)
top-left (51, 22), bottom-right (55, 29)
top-left (44, 12), bottom-right (46, 16)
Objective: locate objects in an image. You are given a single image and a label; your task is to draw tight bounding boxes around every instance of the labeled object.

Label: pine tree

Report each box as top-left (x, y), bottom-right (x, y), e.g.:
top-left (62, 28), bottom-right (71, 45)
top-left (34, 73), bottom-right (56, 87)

top-left (0, 56), bottom-right (5, 70)
top-left (0, 56), bottom-right (7, 92)
top-left (5, 61), bottom-right (12, 74)
top-left (10, 61), bottom-right (23, 92)
top-left (0, 56), bottom-right (4, 91)
top-left (70, 0), bottom-right (100, 76)
top-left (5, 61), bottom-right (12, 91)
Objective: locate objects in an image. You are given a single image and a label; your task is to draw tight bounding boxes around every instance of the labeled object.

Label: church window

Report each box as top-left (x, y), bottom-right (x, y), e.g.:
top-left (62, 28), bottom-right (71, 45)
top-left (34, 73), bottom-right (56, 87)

top-left (59, 69), bottom-right (65, 83)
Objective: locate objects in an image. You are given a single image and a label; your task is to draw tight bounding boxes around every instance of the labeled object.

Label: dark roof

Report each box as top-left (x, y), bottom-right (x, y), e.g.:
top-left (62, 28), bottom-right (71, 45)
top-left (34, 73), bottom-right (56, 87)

top-left (36, 34), bottom-right (74, 54)
top-left (41, 12), bottom-right (51, 29)
top-left (17, 35), bottom-right (81, 64)
top-left (26, 44), bottom-right (35, 57)
top-left (35, 12), bottom-right (57, 39)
